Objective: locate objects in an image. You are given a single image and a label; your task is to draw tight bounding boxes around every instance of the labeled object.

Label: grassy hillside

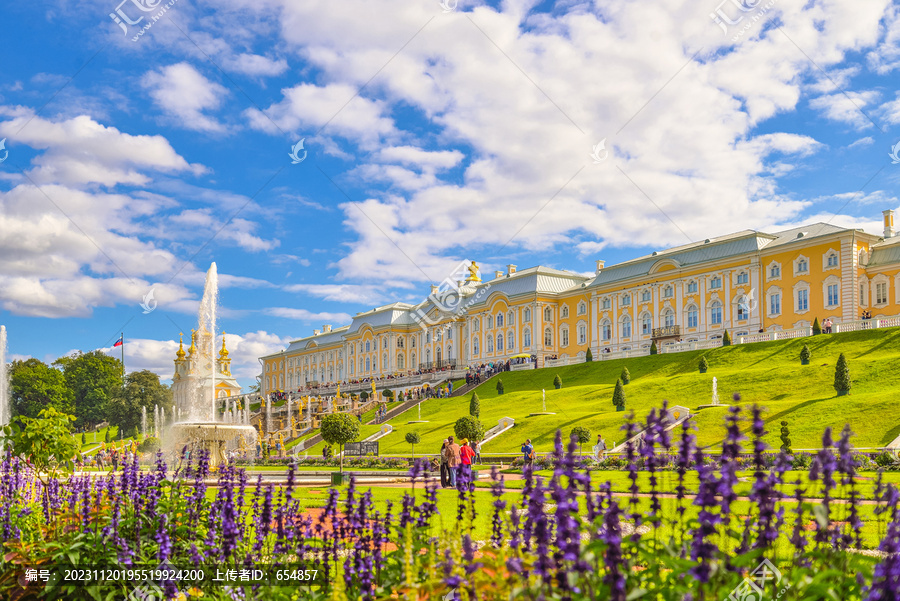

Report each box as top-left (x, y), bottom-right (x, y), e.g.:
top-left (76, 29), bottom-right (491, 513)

top-left (371, 327), bottom-right (900, 454)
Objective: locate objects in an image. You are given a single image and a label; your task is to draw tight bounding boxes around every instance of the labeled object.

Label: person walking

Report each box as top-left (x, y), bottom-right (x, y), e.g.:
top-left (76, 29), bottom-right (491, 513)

top-left (472, 439), bottom-right (481, 464)
top-left (593, 434), bottom-right (607, 462)
top-left (111, 449), bottom-right (119, 472)
top-left (439, 439), bottom-right (450, 488)
top-left (459, 439), bottom-right (475, 487)
top-left (521, 439), bottom-right (534, 472)
top-left (445, 436), bottom-right (461, 488)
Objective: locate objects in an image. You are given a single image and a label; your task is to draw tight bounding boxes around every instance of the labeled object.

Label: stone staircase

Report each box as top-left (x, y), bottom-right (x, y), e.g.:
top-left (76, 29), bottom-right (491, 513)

top-left (449, 371), bottom-right (502, 398)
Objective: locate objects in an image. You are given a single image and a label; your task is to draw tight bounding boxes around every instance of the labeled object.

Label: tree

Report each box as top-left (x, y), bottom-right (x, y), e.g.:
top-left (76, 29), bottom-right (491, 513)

top-left (320, 413), bottom-right (361, 472)
top-left (53, 350), bottom-right (123, 429)
top-left (722, 330), bottom-right (731, 346)
top-left (104, 428), bottom-right (111, 443)
top-left (469, 392), bottom-right (481, 418)
top-left (106, 370), bottom-right (172, 437)
top-left (81, 432), bottom-right (86, 445)
top-left (9, 358), bottom-right (74, 419)
top-left (3, 407), bottom-right (78, 511)
top-left (553, 374), bottom-right (562, 390)
top-left (800, 344), bottom-right (811, 365)
top-left (405, 432), bottom-right (421, 459)
top-left (383, 389), bottom-right (395, 401)
top-left (812, 317), bottom-right (822, 335)
top-left (621, 367), bottom-right (631, 385)
top-left (585, 348), bottom-right (593, 362)
top-left (571, 426), bottom-right (591, 456)
top-left (834, 353), bottom-right (851, 396)
top-left (650, 340), bottom-right (658, 355)
top-left (612, 379), bottom-right (626, 411)
top-left (397, 390), bottom-right (405, 402)
top-left (360, 391), bottom-right (370, 402)
top-left (454, 416), bottom-right (486, 442)
top-left (779, 421), bottom-right (792, 454)
top-left (496, 379), bottom-right (504, 395)
top-left (699, 356), bottom-right (709, 373)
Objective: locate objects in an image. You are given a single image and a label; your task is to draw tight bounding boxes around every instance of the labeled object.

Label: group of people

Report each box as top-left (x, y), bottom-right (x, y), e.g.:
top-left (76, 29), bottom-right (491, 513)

top-left (861, 310), bottom-right (874, 320)
top-left (518, 434), bottom-right (609, 471)
top-left (438, 436), bottom-right (481, 488)
top-left (822, 317), bottom-right (834, 333)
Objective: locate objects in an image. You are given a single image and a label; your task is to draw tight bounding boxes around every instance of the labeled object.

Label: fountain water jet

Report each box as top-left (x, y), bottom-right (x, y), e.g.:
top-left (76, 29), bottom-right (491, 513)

top-left (169, 263), bottom-right (257, 466)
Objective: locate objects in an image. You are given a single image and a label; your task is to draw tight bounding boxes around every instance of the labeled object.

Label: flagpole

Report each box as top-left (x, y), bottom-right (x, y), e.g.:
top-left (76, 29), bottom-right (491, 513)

top-left (121, 332), bottom-right (125, 378)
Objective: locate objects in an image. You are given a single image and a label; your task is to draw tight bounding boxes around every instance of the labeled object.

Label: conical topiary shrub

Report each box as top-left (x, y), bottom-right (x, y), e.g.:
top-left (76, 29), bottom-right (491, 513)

top-left (469, 392), bottom-right (480, 418)
top-left (813, 317), bottom-right (822, 335)
top-left (585, 348), bottom-right (593, 362)
top-left (800, 344), bottom-right (811, 366)
top-left (722, 329), bottom-right (731, 346)
top-left (650, 340), bottom-right (658, 355)
top-left (496, 379), bottom-right (504, 395)
top-left (553, 374), bottom-right (562, 389)
top-left (612, 378), bottom-right (626, 412)
top-left (834, 353), bottom-right (851, 396)
top-left (621, 366), bottom-right (631, 385)
top-left (699, 356), bottom-right (709, 374)
top-left (780, 421), bottom-right (792, 454)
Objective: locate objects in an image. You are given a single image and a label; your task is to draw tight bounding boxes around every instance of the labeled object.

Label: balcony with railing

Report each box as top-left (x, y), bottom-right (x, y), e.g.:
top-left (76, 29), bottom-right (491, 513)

top-left (652, 325), bottom-right (681, 339)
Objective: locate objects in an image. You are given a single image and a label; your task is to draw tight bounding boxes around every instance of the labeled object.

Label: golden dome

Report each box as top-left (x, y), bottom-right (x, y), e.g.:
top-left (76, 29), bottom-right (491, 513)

top-left (219, 334), bottom-right (230, 359)
top-left (176, 333), bottom-right (186, 360)
top-left (188, 329), bottom-right (197, 355)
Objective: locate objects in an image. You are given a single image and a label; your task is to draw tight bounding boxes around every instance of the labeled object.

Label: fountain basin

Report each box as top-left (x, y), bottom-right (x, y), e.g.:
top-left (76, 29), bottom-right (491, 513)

top-left (171, 423), bottom-right (258, 467)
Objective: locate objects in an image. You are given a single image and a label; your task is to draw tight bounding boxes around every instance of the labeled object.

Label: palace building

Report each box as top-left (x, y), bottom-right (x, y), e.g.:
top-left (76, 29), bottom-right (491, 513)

top-left (259, 210), bottom-right (900, 395)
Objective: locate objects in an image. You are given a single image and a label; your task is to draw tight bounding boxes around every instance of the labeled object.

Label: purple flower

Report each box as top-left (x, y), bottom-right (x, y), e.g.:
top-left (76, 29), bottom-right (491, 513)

top-left (865, 509), bottom-right (900, 601)
top-left (809, 427), bottom-right (837, 545)
top-left (690, 448), bottom-right (720, 583)
top-left (600, 487), bottom-right (626, 601)
top-left (718, 405), bottom-right (744, 523)
top-left (489, 466), bottom-right (506, 548)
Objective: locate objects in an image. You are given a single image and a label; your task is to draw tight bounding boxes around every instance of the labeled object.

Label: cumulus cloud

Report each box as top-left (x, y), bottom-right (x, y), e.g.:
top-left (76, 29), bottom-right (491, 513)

top-left (142, 63), bottom-right (229, 133)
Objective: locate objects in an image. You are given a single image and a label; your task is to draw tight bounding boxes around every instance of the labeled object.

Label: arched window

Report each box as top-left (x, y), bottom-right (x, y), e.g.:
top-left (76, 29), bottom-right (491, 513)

top-left (544, 328), bottom-right (552, 346)
top-left (397, 337), bottom-right (404, 349)
top-left (383, 338), bottom-right (388, 349)
top-left (524, 308), bottom-right (531, 322)
top-left (426, 349), bottom-right (432, 363)
top-left (473, 318), bottom-right (480, 331)
top-left (577, 301), bottom-right (586, 315)
top-left (382, 353), bottom-right (387, 369)
top-left (622, 316), bottom-right (632, 338)
top-left (663, 285), bottom-right (673, 298)
top-left (425, 331), bottom-right (431, 343)
top-left (397, 353), bottom-right (405, 370)
top-left (411, 336), bottom-right (416, 348)
top-left (601, 298), bottom-right (611, 310)
top-left (544, 307), bottom-right (552, 322)
top-left (508, 310), bottom-right (515, 325)
top-left (663, 309), bottom-right (675, 327)
top-left (622, 294), bottom-right (631, 306)
top-left (561, 327), bottom-right (569, 346)
top-left (710, 301), bottom-right (723, 325)
top-left (487, 316), bottom-right (494, 329)
top-left (497, 334), bottom-right (504, 351)
top-left (497, 312), bottom-right (504, 327)
top-left (365, 357), bottom-right (371, 372)
top-left (641, 290), bottom-right (651, 302)
top-left (600, 319), bottom-right (611, 340)
top-left (411, 351), bottom-right (416, 366)
top-left (687, 281), bottom-right (698, 294)
top-left (372, 357), bottom-right (377, 371)
top-left (508, 330), bottom-right (514, 350)
top-left (473, 337), bottom-right (479, 355)
top-left (448, 344), bottom-right (453, 359)
top-left (487, 336), bottom-right (494, 353)
top-left (524, 328), bottom-right (531, 347)
top-left (561, 305), bottom-right (569, 318)
top-left (736, 272), bottom-right (749, 285)
top-left (710, 276), bottom-right (722, 289)
top-left (577, 324), bottom-right (587, 344)
top-left (641, 313), bottom-right (652, 335)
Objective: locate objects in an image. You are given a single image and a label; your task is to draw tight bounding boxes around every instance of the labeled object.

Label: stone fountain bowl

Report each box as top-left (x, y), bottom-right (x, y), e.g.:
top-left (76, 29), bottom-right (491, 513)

top-left (170, 422), bottom-right (258, 467)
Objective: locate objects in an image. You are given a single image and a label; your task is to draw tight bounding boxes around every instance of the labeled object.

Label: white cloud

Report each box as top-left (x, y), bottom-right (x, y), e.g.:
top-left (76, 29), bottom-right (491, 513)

top-left (809, 90), bottom-right (880, 129)
top-left (282, 283), bottom-right (387, 305)
top-left (223, 53), bottom-right (289, 77)
top-left (142, 63), bottom-right (229, 133)
top-left (263, 307), bottom-right (353, 323)
top-left (848, 136), bottom-right (875, 148)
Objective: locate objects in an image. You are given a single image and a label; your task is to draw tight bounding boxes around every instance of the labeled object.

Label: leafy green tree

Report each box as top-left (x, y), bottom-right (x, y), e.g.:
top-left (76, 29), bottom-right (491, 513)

top-left (612, 379), bottom-right (626, 410)
top-left (834, 353), bottom-right (851, 396)
top-left (397, 390), bottom-right (404, 402)
top-left (553, 374), bottom-right (562, 389)
top-left (106, 370), bottom-right (172, 437)
top-left (383, 389), bottom-right (394, 401)
top-left (800, 344), bottom-right (811, 365)
top-left (320, 413), bottom-right (360, 472)
top-left (53, 351), bottom-right (123, 429)
top-left (3, 407), bottom-right (78, 510)
top-left (9, 358), bottom-right (74, 419)
top-left (699, 356), bottom-right (709, 373)
top-left (585, 348), bottom-right (593, 362)
top-left (496, 379), bottom-right (504, 395)
top-left (360, 391), bottom-right (370, 402)
top-left (621, 367), bottom-right (631, 385)
top-left (571, 426), bottom-right (591, 456)
top-left (722, 330), bottom-right (731, 346)
top-left (812, 317), bottom-right (822, 335)
top-left (405, 432), bottom-right (421, 459)
top-left (469, 393), bottom-right (481, 418)
top-left (139, 437), bottom-right (160, 454)
top-left (454, 416), bottom-right (485, 442)
top-left (650, 341), bottom-right (658, 355)
top-left (780, 421), bottom-right (792, 454)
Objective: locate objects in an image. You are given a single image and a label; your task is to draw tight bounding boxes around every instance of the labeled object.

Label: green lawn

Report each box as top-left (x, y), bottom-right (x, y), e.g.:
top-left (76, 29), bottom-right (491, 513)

top-left (365, 327), bottom-right (900, 454)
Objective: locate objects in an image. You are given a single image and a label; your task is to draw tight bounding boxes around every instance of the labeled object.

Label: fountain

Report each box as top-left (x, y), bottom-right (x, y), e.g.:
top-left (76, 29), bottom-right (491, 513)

top-left (141, 406), bottom-right (147, 438)
top-left (169, 263), bottom-right (257, 466)
top-left (0, 326), bottom-right (9, 429)
top-left (529, 388), bottom-right (556, 417)
top-left (407, 400), bottom-right (429, 424)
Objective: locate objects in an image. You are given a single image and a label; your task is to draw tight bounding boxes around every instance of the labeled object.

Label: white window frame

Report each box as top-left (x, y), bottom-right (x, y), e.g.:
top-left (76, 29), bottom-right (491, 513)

top-left (710, 276), bottom-right (722, 290)
top-left (686, 305), bottom-right (698, 329)
top-left (736, 271), bottom-right (749, 285)
top-left (709, 300), bottom-right (723, 325)
top-left (560, 327), bottom-right (569, 347)
top-left (823, 249), bottom-right (840, 271)
top-left (794, 255), bottom-right (810, 276)
top-left (766, 261), bottom-right (782, 281)
top-left (686, 280), bottom-right (699, 294)
top-left (577, 301), bottom-right (587, 316)
top-left (641, 289), bottom-right (652, 303)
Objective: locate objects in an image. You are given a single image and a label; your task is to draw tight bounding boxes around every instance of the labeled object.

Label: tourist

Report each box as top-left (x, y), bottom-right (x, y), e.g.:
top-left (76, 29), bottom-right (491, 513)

top-left (521, 439), bottom-right (534, 471)
top-left (111, 450), bottom-right (119, 472)
top-left (445, 436), bottom-right (461, 487)
top-left (439, 440), bottom-right (450, 488)
top-left (459, 439), bottom-right (475, 473)
top-left (824, 318), bottom-right (833, 334)
top-left (593, 434), bottom-right (607, 462)
top-left (472, 439), bottom-right (481, 464)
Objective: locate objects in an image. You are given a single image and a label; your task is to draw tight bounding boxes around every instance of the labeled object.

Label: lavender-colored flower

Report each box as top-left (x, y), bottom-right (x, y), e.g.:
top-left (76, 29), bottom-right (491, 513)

top-left (601, 487), bottom-right (626, 601)
top-left (809, 427), bottom-right (837, 545)
top-left (489, 465), bottom-right (506, 548)
top-left (865, 509), bottom-right (900, 601)
top-left (620, 412), bottom-right (642, 540)
top-left (690, 448), bottom-right (720, 583)
top-left (836, 424), bottom-right (863, 549)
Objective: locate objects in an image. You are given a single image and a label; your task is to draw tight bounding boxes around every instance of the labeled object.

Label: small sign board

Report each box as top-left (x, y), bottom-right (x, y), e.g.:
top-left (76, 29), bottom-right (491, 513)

top-left (345, 441), bottom-right (379, 456)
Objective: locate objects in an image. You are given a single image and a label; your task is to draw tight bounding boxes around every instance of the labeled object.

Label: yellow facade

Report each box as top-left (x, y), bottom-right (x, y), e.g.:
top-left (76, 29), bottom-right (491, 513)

top-left (259, 212), bottom-right (900, 394)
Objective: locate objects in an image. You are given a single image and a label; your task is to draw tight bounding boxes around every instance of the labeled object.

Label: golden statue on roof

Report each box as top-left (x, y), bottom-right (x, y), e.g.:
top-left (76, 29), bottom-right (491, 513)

top-left (466, 261), bottom-right (481, 282)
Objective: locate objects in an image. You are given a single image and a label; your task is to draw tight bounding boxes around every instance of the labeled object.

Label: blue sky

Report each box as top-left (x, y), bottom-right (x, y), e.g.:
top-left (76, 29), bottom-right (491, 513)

top-left (1, 0), bottom-right (899, 389)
